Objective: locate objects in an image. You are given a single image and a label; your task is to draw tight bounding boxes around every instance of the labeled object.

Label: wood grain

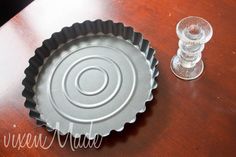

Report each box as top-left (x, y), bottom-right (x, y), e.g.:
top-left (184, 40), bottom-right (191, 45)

top-left (0, 0), bottom-right (236, 156)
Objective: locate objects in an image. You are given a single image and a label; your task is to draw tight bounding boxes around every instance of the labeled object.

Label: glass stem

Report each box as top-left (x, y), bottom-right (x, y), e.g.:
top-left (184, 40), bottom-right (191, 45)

top-left (177, 40), bottom-right (204, 68)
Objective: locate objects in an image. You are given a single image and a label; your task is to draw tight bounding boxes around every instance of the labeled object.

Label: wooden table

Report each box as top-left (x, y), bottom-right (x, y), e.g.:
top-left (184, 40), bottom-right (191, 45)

top-left (0, 0), bottom-right (235, 156)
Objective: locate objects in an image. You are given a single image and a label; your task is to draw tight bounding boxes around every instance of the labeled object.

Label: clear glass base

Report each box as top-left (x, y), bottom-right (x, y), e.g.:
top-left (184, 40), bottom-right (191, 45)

top-left (170, 55), bottom-right (204, 80)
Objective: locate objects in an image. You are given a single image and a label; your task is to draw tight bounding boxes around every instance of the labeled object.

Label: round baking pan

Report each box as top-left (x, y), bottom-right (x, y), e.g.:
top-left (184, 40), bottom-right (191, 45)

top-left (22, 20), bottom-right (159, 139)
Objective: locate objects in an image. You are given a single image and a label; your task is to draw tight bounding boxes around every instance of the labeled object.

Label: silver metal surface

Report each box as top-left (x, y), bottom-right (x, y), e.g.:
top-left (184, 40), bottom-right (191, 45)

top-left (22, 20), bottom-right (158, 139)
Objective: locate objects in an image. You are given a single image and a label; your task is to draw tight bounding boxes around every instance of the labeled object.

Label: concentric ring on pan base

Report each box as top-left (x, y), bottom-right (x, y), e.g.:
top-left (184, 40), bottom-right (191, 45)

top-left (22, 20), bottom-right (159, 139)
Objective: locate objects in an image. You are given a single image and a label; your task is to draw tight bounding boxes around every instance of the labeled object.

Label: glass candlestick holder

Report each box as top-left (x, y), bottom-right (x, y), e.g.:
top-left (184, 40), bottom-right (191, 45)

top-left (170, 16), bottom-right (213, 80)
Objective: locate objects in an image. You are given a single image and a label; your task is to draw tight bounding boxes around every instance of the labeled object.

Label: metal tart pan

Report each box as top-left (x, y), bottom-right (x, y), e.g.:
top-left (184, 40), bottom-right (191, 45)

top-left (22, 20), bottom-right (159, 139)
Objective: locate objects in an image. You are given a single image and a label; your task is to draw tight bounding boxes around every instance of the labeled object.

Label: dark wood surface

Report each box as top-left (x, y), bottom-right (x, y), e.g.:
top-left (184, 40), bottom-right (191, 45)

top-left (0, 0), bottom-right (236, 156)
